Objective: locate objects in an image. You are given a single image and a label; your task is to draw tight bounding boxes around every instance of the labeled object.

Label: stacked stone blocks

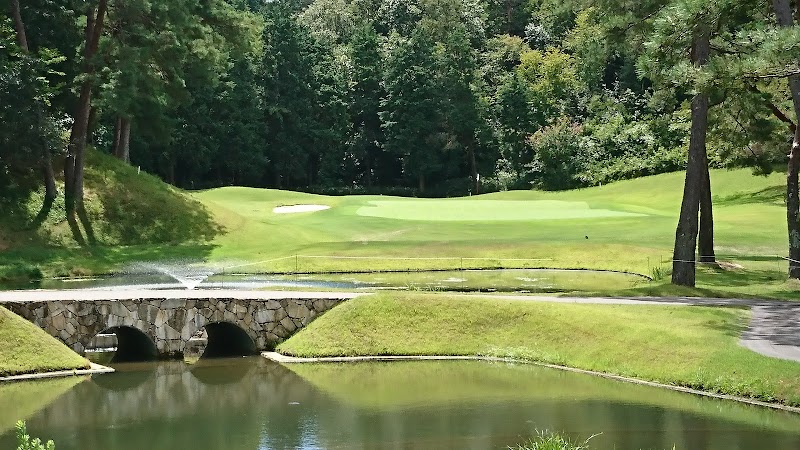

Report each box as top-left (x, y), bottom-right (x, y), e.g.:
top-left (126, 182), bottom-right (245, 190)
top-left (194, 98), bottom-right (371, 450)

top-left (4, 297), bottom-right (341, 357)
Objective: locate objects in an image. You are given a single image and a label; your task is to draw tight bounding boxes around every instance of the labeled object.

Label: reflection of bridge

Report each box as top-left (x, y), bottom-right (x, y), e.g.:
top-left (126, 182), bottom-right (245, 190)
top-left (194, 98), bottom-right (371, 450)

top-left (0, 290), bottom-right (356, 358)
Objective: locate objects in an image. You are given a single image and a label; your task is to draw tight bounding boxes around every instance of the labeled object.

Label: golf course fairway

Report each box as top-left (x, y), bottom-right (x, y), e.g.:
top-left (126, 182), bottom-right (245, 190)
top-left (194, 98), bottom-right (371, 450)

top-left (192, 168), bottom-right (796, 299)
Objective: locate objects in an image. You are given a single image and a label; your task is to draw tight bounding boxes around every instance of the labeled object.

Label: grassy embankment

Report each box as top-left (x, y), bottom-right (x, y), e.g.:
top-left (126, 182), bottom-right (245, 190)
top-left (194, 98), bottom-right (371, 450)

top-left (277, 292), bottom-right (800, 406)
top-left (0, 149), bottom-right (220, 285)
top-left (0, 306), bottom-right (89, 377)
top-left (0, 148), bottom-right (797, 298)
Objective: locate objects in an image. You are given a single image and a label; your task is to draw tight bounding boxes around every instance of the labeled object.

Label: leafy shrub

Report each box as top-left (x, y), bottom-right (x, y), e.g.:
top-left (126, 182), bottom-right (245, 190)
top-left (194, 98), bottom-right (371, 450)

top-left (15, 420), bottom-right (55, 450)
top-left (0, 263), bottom-right (43, 284)
top-left (511, 430), bottom-right (597, 450)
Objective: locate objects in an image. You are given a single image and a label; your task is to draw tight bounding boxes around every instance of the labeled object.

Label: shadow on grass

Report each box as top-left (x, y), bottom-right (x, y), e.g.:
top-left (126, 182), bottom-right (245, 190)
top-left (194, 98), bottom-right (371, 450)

top-left (696, 265), bottom-right (784, 288)
top-left (0, 242), bottom-right (218, 281)
top-left (694, 307), bottom-right (749, 338)
top-left (714, 185), bottom-right (784, 206)
top-left (85, 151), bottom-right (223, 246)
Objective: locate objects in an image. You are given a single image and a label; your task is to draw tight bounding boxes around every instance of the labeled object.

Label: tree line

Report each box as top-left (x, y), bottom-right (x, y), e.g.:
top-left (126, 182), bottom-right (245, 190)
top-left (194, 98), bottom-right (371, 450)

top-left (1, 0), bottom-right (799, 286)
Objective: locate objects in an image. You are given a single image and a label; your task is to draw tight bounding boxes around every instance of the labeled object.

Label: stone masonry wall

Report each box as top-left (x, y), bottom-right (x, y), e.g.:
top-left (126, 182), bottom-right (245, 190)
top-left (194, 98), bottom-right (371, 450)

top-left (4, 297), bottom-right (342, 357)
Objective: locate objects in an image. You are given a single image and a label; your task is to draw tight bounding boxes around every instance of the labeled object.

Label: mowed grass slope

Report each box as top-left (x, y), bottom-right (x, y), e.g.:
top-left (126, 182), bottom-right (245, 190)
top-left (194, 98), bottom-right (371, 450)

top-left (277, 292), bottom-right (800, 406)
top-left (0, 149), bottom-right (220, 281)
top-left (0, 306), bottom-right (89, 377)
top-left (194, 169), bottom-right (796, 298)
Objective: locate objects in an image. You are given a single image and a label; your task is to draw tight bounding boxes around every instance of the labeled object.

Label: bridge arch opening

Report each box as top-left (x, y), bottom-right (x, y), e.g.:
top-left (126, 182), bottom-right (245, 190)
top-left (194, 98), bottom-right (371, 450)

top-left (88, 326), bottom-right (158, 363)
top-left (189, 322), bottom-right (257, 360)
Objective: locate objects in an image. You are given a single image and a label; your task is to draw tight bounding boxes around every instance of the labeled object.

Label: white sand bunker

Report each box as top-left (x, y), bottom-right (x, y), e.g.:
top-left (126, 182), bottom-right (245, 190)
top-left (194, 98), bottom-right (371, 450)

top-left (272, 204), bottom-right (331, 214)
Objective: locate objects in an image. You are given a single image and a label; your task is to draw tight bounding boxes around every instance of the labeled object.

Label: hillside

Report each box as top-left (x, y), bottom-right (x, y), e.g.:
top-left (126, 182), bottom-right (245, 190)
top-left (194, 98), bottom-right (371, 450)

top-left (0, 149), bottom-right (221, 283)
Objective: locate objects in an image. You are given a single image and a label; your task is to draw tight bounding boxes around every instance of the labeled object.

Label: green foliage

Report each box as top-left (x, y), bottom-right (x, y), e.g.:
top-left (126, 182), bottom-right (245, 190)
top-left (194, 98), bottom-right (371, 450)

top-left (512, 431), bottom-right (597, 450)
top-left (15, 421), bottom-right (55, 450)
top-left (2, 0), bottom-right (798, 197)
top-left (0, 19), bottom-right (63, 203)
top-left (527, 119), bottom-right (588, 190)
top-left (0, 263), bottom-right (43, 284)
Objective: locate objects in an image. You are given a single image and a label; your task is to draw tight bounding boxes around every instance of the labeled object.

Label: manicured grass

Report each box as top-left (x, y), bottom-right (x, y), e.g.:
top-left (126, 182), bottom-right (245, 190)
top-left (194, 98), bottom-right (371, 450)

top-left (0, 306), bottom-right (89, 377)
top-left (191, 168), bottom-right (797, 298)
top-left (355, 199), bottom-right (644, 221)
top-left (276, 292), bottom-right (800, 406)
top-left (2, 152), bottom-right (797, 299)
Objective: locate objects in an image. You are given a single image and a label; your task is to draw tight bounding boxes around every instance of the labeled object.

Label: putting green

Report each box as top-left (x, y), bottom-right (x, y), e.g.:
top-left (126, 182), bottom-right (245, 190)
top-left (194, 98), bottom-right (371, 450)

top-left (355, 200), bottom-right (646, 221)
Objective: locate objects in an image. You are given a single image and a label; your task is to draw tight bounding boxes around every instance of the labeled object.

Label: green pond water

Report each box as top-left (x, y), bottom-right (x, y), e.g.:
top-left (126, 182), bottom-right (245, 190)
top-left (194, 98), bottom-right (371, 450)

top-left (1, 357), bottom-right (799, 449)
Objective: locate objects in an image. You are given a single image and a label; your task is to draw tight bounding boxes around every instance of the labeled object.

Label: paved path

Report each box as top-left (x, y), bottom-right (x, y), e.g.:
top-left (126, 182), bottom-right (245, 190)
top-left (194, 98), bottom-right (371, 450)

top-left (1, 289), bottom-right (798, 363)
top-left (0, 289), bottom-right (360, 302)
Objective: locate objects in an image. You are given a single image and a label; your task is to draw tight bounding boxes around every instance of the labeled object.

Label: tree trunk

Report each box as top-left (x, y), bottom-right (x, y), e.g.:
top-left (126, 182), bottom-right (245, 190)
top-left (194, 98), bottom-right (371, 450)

top-left (418, 174), bottom-right (425, 194)
top-left (112, 116), bottom-right (122, 157)
top-left (671, 29), bottom-right (710, 287)
top-left (65, 0), bottom-right (107, 245)
top-left (468, 143), bottom-right (478, 194)
top-left (698, 152), bottom-right (716, 263)
top-left (788, 126), bottom-right (800, 278)
top-left (114, 117), bottom-right (131, 163)
top-left (11, 0), bottom-right (57, 223)
top-left (10, 0), bottom-right (29, 52)
top-left (773, 0), bottom-right (800, 278)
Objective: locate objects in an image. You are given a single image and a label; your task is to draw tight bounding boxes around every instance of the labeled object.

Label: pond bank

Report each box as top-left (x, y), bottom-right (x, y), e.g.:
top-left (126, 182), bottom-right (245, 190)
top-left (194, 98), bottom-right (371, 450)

top-left (263, 351), bottom-right (800, 414)
top-left (0, 363), bottom-right (114, 383)
top-left (274, 292), bottom-right (800, 407)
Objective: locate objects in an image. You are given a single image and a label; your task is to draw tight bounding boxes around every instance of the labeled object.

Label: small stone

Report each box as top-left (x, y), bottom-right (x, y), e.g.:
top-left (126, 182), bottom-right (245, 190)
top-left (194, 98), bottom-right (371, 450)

top-left (286, 301), bottom-right (310, 319)
top-left (52, 312), bottom-right (66, 330)
top-left (255, 309), bottom-right (275, 324)
top-left (280, 316), bottom-right (296, 333)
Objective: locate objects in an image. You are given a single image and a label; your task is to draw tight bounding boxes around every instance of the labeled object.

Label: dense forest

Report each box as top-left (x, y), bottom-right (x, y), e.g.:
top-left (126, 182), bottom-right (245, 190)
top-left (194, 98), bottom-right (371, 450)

top-left (1, 0), bottom-right (800, 285)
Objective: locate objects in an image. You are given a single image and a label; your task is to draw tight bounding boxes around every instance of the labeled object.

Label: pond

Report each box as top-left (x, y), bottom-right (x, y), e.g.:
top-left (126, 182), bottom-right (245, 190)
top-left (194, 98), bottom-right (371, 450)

top-left (14, 268), bottom-right (644, 293)
top-left (1, 357), bottom-right (799, 449)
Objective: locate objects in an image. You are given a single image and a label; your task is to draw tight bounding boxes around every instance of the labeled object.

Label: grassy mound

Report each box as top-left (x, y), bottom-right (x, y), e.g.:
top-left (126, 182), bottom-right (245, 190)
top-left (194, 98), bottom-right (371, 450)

top-left (0, 149), bottom-right (220, 281)
top-left (277, 292), bottom-right (800, 406)
top-left (0, 306), bottom-right (89, 377)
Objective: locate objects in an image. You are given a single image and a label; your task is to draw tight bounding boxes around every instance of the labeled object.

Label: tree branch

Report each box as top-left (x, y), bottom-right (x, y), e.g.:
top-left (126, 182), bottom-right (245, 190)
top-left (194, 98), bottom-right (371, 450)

top-left (747, 84), bottom-right (797, 133)
top-left (745, 69), bottom-right (800, 80)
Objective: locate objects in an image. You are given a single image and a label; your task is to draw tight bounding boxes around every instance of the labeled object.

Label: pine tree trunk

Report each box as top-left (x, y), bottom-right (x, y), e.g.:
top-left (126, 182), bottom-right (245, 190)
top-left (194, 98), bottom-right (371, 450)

top-left (468, 143), bottom-right (478, 194)
top-left (773, 0), bottom-right (800, 278)
top-left (698, 152), bottom-right (716, 263)
top-left (42, 146), bottom-right (56, 202)
top-left (12, 0), bottom-right (58, 226)
top-left (112, 116), bottom-right (122, 157)
top-left (117, 118), bottom-right (131, 164)
top-left (671, 29), bottom-right (710, 287)
top-left (788, 126), bottom-right (800, 278)
top-left (65, 1), bottom-right (107, 245)
top-left (10, 0), bottom-right (29, 52)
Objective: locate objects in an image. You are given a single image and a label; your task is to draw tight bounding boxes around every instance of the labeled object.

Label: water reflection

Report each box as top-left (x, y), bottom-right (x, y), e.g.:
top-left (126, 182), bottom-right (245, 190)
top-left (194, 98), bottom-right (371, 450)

top-left (0, 358), bottom-right (798, 449)
top-left (8, 268), bottom-right (643, 293)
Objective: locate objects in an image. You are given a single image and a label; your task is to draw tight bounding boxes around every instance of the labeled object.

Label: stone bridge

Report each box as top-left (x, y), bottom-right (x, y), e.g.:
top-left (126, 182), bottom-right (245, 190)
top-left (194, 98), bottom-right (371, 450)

top-left (0, 290), bottom-right (356, 358)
